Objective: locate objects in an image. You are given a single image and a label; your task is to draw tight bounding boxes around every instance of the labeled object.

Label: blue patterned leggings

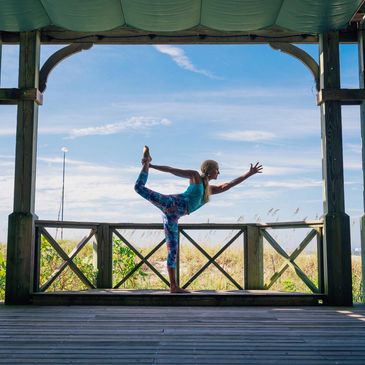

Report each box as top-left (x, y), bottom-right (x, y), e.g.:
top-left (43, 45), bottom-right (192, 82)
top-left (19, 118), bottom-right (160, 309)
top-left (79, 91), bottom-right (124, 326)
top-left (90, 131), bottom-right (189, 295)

top-left (134, 171), bottom-right (188, 268)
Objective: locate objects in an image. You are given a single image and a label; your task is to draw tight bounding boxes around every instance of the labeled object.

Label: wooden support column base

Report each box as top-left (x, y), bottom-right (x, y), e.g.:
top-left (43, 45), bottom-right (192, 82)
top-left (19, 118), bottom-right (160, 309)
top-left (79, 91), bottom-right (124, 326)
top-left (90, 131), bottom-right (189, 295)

top-left (5, 212), bottom-right (36, 305)
top-left (323, 213), bottom-right (352, 306)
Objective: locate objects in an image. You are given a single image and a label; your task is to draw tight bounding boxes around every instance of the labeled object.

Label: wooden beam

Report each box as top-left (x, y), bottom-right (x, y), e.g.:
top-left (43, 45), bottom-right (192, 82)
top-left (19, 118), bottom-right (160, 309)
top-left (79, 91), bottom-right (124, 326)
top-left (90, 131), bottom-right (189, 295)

top-left (319, 32), bottom-right (352, 306)
top-left (0, 27), bottom-right (319, 45)
top-left (317, 88), bottom-right (365, 105)
top-left (5, 31), bottom-right (41, 305)
top-left (269, 42), bottom-right (320, 91)
top-left (31, 290), bottom-right (324, 306)
top-left (39, 43), bottom-right (93, 93)
top-left (0, 87), bottom-right (43, 105)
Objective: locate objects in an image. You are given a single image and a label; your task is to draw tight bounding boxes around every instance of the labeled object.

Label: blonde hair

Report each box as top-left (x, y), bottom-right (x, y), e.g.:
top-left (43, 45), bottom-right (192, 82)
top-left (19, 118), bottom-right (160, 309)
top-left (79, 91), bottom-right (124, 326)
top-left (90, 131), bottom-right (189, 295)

top-left (200, 160), bottom-right (219, 203)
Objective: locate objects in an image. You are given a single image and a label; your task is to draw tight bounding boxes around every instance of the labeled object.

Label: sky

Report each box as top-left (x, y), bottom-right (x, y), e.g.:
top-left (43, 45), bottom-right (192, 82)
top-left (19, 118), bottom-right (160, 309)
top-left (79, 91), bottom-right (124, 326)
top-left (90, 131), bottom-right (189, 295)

top-left (0, 42), bottom-right (363, 249)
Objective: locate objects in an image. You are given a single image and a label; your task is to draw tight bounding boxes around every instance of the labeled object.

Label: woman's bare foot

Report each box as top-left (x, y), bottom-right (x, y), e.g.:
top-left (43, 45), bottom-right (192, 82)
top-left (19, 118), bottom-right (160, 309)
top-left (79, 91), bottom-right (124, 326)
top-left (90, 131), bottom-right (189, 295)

top-left (167, 267), bottom-right (189, 293)
top-left (142, 145), bottom-right (152, 163)
top-left (170, 286), bottom-right (190, 294)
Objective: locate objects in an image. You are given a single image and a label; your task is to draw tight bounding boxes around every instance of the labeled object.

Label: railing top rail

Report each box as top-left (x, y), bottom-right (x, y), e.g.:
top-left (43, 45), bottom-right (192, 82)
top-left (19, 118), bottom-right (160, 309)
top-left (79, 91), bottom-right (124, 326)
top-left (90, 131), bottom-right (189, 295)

top-left (35, 220), bottom-right (101, 229)
top-left (35, 219), bottom-right (323, 230)
top-left (256, 220), bottom-right (323, 229)
top-left (34, 221), bottom-right (249, 230)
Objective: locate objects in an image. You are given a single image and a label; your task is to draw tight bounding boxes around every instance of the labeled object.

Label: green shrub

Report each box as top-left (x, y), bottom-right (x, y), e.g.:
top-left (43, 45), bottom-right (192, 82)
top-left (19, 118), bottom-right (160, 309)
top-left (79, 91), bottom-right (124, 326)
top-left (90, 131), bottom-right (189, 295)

top-left (113, 238), bottom-right (147, 288)
top-left (282, 279), bottom-right (298, 292)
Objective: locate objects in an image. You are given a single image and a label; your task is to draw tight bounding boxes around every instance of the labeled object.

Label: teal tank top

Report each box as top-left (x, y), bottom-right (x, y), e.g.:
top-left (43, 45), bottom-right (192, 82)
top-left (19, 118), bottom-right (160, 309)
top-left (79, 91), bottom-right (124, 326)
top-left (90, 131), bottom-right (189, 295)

top-left (181, 183), bottom-right (205, 214)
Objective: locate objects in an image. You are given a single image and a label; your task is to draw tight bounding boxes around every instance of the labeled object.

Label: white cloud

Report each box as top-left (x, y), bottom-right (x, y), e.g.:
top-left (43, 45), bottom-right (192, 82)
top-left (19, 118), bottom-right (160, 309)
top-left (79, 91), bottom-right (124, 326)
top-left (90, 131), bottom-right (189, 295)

top-left (344, 161), bottom-right (362, 170)
top-left (38, 156), bottom-right (92, 165)
top-left (345, 143), bottom-right (361, 154)
top-left (245, 165), bottom-right (304, 176)
top-left (67, 116), bottom-right (172, 139)
top-left (0, 154), bottom-right (14, 160)
top-left (109, 99), bottom-right (321, 139)
top-left (153, 45), bottom-right (221, 79)
top-left (254, 179), bottom-right (321, 189)
top-left (0, 128), bottom-right (16, 136)
top-left (216, 130), bottom-right (275, 142)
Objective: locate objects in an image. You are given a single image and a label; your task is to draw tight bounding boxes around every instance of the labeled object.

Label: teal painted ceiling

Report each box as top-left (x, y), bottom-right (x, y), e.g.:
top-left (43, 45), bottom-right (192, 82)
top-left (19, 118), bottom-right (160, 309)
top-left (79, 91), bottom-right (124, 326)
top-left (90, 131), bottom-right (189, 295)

top-left (0, 0), bottom-right (363, 34)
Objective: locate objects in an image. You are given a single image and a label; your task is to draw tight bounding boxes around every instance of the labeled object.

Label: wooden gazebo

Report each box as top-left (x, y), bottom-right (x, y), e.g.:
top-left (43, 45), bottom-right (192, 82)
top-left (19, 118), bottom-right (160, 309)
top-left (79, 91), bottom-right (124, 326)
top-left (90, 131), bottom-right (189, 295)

top-left (1, 0), bottom-right (365, 306)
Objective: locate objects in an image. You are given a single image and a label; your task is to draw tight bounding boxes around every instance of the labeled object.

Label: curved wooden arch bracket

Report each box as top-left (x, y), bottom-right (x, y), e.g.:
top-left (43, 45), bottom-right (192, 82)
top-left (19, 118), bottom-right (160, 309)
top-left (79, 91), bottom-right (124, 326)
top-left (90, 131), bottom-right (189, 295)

top-left (269, 42), bottom-right (319, 91)
top-left (39, 43), bottom-right (93, 93)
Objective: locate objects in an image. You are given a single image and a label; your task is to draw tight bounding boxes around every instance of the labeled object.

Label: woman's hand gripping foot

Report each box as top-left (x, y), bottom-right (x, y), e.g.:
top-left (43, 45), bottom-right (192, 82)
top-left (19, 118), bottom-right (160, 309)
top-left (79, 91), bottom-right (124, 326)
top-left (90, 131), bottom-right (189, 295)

top-left (142, 145), bottom-right (152, 164)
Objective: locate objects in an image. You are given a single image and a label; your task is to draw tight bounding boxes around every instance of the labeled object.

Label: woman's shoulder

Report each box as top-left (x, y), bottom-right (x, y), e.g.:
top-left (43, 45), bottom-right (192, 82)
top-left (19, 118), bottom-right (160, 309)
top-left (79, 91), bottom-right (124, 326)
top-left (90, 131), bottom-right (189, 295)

top-left (190, 170), bottom-right (202, 184)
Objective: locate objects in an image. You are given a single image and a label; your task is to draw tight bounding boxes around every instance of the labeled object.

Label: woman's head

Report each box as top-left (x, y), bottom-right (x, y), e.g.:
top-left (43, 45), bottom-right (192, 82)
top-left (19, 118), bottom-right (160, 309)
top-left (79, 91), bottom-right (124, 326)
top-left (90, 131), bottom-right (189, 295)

top-left (200, 160), bottom-right (219, 203)
top-left (201, 160), bottom-right (220, 180)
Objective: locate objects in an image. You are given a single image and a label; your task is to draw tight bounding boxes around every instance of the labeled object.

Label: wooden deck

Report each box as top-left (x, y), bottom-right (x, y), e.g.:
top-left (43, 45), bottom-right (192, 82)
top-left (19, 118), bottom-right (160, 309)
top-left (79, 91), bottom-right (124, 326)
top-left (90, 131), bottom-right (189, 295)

top-left (31, 289), bottom-right (325, 306)
top-left (0, 303), bottom-right (364, 364)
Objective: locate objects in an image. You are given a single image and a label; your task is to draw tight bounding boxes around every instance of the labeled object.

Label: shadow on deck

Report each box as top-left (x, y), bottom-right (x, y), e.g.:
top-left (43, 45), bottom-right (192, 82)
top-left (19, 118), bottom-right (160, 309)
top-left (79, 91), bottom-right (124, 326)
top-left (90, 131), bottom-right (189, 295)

top-left (31, 289), bottom-right (325, 306)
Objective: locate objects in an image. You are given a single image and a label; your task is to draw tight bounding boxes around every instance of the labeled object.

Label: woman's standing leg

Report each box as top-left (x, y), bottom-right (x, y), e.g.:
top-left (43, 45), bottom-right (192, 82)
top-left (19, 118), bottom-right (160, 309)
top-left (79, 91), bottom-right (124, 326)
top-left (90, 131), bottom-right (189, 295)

top-left (163, 214), bottom-right (190, 293)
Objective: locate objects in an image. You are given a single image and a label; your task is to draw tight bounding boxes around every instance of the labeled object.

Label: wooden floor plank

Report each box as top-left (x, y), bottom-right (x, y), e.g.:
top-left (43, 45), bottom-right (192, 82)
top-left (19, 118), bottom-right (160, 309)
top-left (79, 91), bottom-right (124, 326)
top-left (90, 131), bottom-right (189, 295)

top-left (0, 303), bottom-right (364, 364)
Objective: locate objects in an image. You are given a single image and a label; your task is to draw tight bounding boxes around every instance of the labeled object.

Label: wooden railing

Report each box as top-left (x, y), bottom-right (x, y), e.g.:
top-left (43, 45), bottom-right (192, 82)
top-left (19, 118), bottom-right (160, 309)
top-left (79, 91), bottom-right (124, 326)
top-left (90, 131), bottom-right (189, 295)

top-left (258, 221), bottom-right (324, 293)
top-left (33, 220), bottom-right (323, 293)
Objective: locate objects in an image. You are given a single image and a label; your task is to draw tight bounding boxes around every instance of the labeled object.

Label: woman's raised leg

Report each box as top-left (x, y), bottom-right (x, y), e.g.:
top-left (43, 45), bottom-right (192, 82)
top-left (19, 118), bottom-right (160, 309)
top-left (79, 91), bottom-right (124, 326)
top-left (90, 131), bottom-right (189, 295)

top-left (135, 147), bottom-right (180, 213)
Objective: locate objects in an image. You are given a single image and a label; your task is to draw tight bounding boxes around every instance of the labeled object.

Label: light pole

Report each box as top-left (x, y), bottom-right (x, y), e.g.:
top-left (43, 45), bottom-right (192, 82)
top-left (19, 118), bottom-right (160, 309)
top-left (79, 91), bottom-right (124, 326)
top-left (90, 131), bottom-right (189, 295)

top-left (60, 147), bottom-right (68, 240)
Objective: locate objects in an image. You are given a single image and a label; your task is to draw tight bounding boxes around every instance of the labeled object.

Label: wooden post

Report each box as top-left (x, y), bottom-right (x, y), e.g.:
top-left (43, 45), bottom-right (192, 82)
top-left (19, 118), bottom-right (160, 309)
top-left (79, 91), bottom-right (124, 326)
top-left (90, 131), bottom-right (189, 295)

top-left (316, 227), bottom-right (325, 293)
top-left (0, 35), bottom-right (2, 85)
top-left (33, 226), bottom-right (41, 292)
top-left (319, 32), bottom-right (352, 305)
top-left (176, 231), bottom-right (180, 287)
top-left (244, 225), bottom-right (263, 289)
top-left (5, 31), bottom-right (40, 304)
top-left (358, 23), bottom-right (365, 303)
top-left (96, 224), bottom-right (113, 288)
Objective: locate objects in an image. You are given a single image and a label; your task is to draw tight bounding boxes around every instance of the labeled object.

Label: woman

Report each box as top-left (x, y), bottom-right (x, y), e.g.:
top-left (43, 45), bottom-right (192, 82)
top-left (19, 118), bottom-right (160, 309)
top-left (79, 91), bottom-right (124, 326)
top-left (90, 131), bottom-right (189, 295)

top-left (135, 146), bottom-right (263, 293)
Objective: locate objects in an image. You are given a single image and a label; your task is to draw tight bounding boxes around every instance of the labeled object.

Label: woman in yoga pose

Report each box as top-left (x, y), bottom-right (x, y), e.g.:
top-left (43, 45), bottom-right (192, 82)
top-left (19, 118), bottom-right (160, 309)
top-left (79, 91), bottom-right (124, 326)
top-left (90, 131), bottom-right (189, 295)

top-left (135, 146), bottom-right (263, 293)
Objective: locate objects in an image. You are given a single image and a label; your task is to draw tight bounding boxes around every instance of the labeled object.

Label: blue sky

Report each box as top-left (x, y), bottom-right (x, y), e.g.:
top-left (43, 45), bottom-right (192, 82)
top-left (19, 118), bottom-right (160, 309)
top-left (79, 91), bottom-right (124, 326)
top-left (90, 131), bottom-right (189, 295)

top-left (0, 43), bottom-right (363, 248)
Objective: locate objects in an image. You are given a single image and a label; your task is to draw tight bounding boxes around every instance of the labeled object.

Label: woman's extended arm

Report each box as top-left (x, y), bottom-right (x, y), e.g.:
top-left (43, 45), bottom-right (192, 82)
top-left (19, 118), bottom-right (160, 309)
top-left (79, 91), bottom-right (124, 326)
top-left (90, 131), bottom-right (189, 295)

top-left (149, 163), bottom-right (201, 183)
top-left (210, 162), bottom-right (263, 195)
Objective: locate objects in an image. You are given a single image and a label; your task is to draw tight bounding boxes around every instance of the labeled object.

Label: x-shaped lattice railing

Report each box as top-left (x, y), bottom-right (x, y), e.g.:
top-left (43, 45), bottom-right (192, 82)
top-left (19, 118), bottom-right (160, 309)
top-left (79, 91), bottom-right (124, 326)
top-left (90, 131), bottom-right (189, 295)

top-left (38, 227), bottom-right (96, 292)
top-left (34, 221), bottom-right (323, 293)
top-left (179, 229), bottom-right (244, 290)
top-left (262, 228), bottom-right (320, 293)
top-left (113, 229), bottom-right (170, 288)
top-left (112, 228), bottom-right (245, 290)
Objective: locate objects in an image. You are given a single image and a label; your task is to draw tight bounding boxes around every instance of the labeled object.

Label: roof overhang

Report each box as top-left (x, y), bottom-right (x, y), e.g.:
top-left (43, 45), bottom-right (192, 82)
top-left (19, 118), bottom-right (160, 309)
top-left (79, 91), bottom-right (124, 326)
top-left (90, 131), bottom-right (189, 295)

top-left (0, 0), bottom-right (364, 45)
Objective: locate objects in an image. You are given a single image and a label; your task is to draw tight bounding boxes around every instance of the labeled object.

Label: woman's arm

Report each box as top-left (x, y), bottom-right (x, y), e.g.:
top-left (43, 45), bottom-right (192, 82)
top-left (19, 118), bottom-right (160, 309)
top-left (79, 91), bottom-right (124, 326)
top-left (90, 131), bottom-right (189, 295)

top-left (149, 164), bottom-right (201, 183)
top-left (210, 162), bottom-right (263, 195)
